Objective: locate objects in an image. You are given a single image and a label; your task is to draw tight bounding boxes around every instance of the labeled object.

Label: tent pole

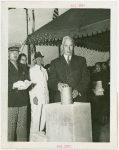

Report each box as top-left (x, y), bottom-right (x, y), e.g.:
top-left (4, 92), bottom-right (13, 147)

top-left (27, 44), bottom-right (31, 64)
top-left (58, 45), bottom-right (60, 57)
top-left (25, 8), bottom-right (31, 64)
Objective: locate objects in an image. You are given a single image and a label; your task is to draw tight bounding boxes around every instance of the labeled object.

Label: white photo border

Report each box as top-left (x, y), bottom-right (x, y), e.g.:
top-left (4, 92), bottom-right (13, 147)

top-left (1, 1), bottom-right (117, 149)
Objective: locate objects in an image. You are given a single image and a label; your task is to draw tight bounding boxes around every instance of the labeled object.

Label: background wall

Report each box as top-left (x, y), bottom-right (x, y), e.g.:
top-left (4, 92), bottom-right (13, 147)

top-left (27, 45), bottom-right (109, 66)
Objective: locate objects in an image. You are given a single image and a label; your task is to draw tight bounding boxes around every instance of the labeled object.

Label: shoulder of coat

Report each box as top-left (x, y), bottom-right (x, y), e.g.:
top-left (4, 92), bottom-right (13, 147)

top-left (29, 65), bottom-right (36, 71)
top-left (74, 55), bottom-right (86, 61)
top-left (51, 56), bottom-right (61, 64)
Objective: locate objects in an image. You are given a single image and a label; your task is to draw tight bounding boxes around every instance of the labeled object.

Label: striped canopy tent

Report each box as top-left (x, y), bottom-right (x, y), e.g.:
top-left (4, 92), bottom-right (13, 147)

top-left (26, 9), bottom-right (110, 52)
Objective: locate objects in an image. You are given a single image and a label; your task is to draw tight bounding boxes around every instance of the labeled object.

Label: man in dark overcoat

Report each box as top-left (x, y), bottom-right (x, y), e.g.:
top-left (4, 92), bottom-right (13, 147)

top-left (8, 43), bottom-right (29, 141)
top-left (48, 36), bottom-right (90, 103)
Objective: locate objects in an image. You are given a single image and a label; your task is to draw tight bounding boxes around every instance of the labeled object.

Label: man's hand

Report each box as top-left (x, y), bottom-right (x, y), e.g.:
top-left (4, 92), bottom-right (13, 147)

top-left (33, 97), bottom-right (38, 105)
top-left (72, 89), bottom-right (79, 99)
top-left (58, 82), bottom-right (69, 91)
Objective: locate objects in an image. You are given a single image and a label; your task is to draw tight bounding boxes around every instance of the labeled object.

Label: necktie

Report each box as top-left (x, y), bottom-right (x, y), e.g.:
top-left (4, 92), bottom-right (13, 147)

top-left (67, 56), bottom-right (70, 65)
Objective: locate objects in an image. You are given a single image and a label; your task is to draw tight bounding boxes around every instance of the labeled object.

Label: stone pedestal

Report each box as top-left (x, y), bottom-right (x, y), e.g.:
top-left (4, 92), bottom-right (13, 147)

top-left (30, 132), bottom-right (46, 142)
top-left (46, 102), bottom-right (92, 142)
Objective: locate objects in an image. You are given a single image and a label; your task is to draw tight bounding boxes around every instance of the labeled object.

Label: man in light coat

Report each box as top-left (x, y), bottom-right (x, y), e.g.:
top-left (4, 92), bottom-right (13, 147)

top-left (29, 52), bottom-right (49, 136)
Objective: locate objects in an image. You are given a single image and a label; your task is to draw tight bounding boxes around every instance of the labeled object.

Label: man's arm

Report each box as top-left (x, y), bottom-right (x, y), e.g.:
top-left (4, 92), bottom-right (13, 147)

top-left (8, 83), bottom-right (13, 91)
top-left (29, 68), bottom-right (37, 96)
top-left (23, 64), bottom-right (30, 81)
top-left (48, 61), bottom-right (59, 91)
top-left (8, 72), bottom-right (20, 91)
top-left (8, 62), bottom-right (14, 91)
top-left (74, 57), bottom-right (90, 96)
top-left (48, 61), bottom-right (70, 92)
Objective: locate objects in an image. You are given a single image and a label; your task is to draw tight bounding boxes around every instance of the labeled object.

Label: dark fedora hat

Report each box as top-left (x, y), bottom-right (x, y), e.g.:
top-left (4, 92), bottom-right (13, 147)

top-left (34, 52), bottom-right (44, 59)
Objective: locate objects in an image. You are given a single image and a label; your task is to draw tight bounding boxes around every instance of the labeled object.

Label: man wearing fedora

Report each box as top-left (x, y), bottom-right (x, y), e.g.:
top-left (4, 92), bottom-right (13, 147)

top-left (8, 43), bottom-right (29, 141)
top-left (29, 52), bottom-right (49, 137)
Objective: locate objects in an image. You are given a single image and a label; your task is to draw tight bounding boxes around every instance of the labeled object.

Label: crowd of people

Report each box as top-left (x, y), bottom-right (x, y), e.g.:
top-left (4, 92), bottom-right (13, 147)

top-left (8, 36), bottom-right (110, 142)
top-left (87, 60), bottom-right (110, 142)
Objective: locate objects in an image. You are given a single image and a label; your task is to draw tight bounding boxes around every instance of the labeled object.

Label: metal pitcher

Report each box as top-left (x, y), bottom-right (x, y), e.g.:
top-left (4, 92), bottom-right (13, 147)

top-left (60, 87), bottom-right (73, 105)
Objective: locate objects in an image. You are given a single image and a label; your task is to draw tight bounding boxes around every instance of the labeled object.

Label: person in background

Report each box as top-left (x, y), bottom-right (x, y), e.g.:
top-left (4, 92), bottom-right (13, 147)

top-left (95, 62), bottom-right (101, 72)
top-left (18, 53), bottom-right (27, 65)
top-left (106, 59), bottom-right (110, 82)
top-left (103, 59), bottom-right (110, 126)
top-left (8, 43), bottom-right (29, 141)
top-left (32, 58), bottom-right (37, 66)
top-left (29, 52), bottom-right (49, 137)
top-left (44, 64), bottom-right (50, 76)
top-left (44, 64), bottom-right (56, 103)
top-left (91, 62), bottom-right (102, 82)
top-left (18, 53), bottom-right (32, 69)
top-left (101, 61), bottom-right (110, 119)
top-left (91, 66), bottom-right (97, 74)
top-left (107, 59), bottom-right (110, 68)
top-left (102, 62), bottom-right (108, 71)
top-left (18, 53), bottom-right (31, 140)
top-left (48, 36), bottom-right (90, 103)
top-left (91, 62), bottom-right (109, 142)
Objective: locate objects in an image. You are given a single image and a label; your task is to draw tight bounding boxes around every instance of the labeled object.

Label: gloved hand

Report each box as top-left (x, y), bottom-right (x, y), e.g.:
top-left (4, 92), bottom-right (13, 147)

top-left (13, 81), bottom-right (25, 89)
top-left (33, 97), bottom-right (38, 105)
top-left (72, 89), bottom-right (79, 99)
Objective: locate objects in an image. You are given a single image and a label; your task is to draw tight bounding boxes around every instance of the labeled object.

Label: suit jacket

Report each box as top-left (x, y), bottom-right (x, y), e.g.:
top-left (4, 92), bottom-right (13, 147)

top-left (8, 60), bottom-right (29, 107)
top-left (48, 55), bottom-right (90, 102)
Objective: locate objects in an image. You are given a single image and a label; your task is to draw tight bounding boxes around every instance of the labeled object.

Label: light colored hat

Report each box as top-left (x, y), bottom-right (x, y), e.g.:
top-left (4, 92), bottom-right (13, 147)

top-left (8, 43), bottom-right (21, 51)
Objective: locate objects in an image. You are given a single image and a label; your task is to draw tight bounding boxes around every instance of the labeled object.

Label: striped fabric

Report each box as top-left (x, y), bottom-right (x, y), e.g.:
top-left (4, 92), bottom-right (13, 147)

top-left (52, 8), bottom-right (59, 20)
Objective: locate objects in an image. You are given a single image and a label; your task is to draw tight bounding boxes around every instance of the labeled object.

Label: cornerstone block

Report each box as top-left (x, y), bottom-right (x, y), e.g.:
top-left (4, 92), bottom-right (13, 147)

top-left (46, 102), bottom-right (92, 142)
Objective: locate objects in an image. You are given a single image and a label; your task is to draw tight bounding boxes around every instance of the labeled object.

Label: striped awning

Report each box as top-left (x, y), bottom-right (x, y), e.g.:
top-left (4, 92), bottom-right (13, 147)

top-left (26, 9), bottom-right (110, 52)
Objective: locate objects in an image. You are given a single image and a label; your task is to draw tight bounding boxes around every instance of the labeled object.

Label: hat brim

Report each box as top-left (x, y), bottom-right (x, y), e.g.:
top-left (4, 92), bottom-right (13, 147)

top-left (35, 56), bottom-right (44, 59)
top-left (9, 49), bottom-right (19, 52)
top-left (8, 47), bottom-right (19, 51)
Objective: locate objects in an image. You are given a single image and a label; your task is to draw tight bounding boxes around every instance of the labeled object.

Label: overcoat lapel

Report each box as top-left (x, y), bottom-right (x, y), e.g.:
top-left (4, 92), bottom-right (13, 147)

top-left (59, 55), bottom-right (68, 71)
top-left (18, 63), bottom-right (26, 80)
top-left (8, 60), bottom-right (19, 75)
top-left (69, 55), bottom-right (79, 71)
top-left (59, 55), bottom-right (67, 66)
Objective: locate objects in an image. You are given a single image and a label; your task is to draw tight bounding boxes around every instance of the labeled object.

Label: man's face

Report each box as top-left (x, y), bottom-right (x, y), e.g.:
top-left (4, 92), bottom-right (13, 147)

top-left (63, 39), bottom-right (74, 56)
top-left (102, 63), bottom-right (107, 70)
top-left (95, 64), bottom-right (101, 72)
top-left (20, 56), bottom-right (27, 65)
top-left (36, 57), bottom-right (44, 66)
top-left (9, 50), bottom-right (19, 62)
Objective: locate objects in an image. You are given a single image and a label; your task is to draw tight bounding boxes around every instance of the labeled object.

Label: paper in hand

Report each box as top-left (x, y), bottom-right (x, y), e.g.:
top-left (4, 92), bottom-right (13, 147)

top-left (93, 81), bottom-right (104, 96)
top-left (18, 80), bottom-right (32, 90)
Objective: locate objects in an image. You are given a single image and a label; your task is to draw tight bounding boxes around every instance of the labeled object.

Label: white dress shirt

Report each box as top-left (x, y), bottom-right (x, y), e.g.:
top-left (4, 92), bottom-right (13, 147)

top-left (64, 54), bottom-right (71, 64)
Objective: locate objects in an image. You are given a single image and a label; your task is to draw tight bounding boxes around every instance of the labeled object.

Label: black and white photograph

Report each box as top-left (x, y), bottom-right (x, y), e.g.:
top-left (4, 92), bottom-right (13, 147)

top-left (1, 1), bottom-right (118, 149)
